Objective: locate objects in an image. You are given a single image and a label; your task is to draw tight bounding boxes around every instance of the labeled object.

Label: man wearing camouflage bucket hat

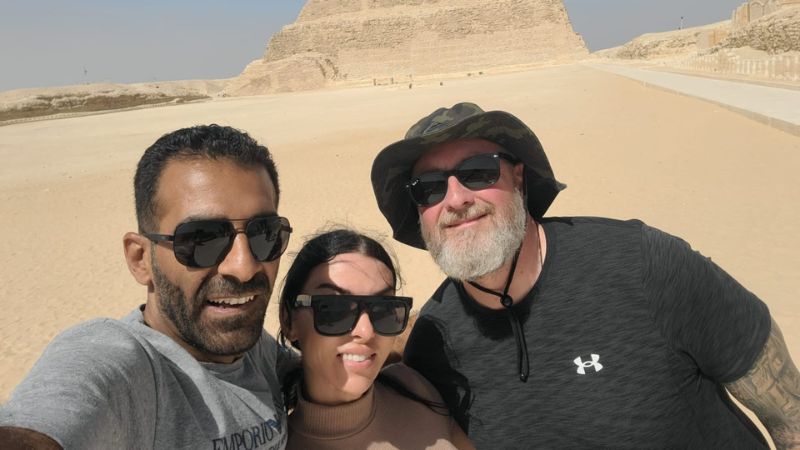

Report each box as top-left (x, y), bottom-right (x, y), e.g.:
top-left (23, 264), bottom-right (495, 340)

top-left (371, 102), bottom-right (799, 449)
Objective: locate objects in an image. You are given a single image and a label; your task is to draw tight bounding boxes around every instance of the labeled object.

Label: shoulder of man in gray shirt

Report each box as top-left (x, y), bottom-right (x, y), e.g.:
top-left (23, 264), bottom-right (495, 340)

top-left (0, 308), bottom-right (290, 450)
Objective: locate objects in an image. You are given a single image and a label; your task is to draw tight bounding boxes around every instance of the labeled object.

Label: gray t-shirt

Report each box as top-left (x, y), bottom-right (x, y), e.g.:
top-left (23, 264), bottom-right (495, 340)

top-left (0, 307), bottom-right (288, 450)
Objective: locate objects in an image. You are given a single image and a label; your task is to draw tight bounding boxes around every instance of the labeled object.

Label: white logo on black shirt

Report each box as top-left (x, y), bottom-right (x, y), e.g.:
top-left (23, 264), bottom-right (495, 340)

top-left (574, 354), bottom-right (603, 374)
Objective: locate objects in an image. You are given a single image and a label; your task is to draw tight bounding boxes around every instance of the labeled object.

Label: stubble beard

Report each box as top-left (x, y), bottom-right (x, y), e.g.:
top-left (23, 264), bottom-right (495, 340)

top-left (150, 254), bottom-right (270, 358)
top-left (422, 189), bottom-right (527, 281)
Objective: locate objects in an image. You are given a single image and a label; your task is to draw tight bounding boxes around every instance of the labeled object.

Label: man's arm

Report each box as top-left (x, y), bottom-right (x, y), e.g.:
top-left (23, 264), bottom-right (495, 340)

top-left (725, 317), bottom-right (800, 449)
top-left (0, 427), bottom-right (62, 450)
top-left (0, 320), bottom-right (157, 449)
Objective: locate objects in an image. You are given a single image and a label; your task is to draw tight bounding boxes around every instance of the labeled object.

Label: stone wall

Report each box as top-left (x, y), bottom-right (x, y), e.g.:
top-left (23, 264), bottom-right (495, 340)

top-left (697, 28), bottom-right (731, 49)
top-left (732, 0), bottom-right (800, 28)
top-left (593, 3), bottom-right (800, 84)
top-left (297, 0), bottom-right (446, 22)
top-left (658, 8), bottom-right (800, 83)
top-left (226, 0), bottom-right (587, 95)
top-left (672, 50), bottom-right (800, 82)
top-left (724, 6), bottom-right (800, 52)
top-left (223, 53), bottom-right (338, 95)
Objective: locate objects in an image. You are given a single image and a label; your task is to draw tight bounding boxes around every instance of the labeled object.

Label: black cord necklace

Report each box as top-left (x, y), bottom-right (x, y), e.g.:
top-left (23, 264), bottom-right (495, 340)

top-left (467, 223), bottom-right (543, 382)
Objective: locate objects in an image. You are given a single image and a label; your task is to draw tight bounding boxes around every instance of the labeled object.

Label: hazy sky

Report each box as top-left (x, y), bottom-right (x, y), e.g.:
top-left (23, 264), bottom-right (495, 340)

top-left (0, 0), bottom-right (745, 92)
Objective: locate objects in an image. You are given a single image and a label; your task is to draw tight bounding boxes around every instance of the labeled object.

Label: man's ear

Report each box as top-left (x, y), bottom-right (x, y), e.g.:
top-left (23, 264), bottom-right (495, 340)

top-left (124, 232), bottom-right (152, 286)
top-left (513, 163), bottom-right (525, 192)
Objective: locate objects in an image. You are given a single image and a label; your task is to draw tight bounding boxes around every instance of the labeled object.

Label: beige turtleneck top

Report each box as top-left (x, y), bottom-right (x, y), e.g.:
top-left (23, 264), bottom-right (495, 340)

top-left (287, 363), bottom-right (461, 449)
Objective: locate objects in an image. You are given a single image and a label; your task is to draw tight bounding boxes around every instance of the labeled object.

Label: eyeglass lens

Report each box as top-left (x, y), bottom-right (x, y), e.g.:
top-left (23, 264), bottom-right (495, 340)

top-left (313, 297), bottom-right (409, 336)
top-left (173, 216), bottom-right (290, 268)
top-left (408, 153), bottom-right (502, 206)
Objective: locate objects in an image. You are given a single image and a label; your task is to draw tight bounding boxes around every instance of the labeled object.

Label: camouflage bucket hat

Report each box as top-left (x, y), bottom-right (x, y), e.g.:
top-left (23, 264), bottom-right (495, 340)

top-left (371, 102), bottom-right (566, 249)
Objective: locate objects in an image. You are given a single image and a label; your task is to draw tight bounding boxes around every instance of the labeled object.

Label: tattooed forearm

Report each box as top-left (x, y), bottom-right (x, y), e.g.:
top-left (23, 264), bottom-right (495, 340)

top-left (726, 317), bottom-right (800, 449)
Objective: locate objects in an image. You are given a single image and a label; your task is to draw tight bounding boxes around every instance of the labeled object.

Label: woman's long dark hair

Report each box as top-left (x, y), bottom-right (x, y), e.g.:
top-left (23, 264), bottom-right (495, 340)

top-left (279, 228), bottom-right (447, 415)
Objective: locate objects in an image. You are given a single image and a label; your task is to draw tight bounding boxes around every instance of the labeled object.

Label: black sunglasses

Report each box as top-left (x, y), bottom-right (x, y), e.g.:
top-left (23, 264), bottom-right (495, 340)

top-left (294, 294), bottom-right (413, 336)
top-left (405, 152), bottom-right (518, 206)
top-left (144, 215), bottom-right (292, 268)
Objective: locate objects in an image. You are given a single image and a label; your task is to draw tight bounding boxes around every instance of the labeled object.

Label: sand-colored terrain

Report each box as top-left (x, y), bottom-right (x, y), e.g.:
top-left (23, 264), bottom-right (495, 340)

top-left (1, 65), bottom-right (798, 445)
top-left (0, 80), bottom-right (226, 124)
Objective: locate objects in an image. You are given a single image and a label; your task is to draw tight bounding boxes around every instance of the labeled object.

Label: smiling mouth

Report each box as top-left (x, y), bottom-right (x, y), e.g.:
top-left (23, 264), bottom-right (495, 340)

top-left (340, 353), bottom-right (376, 363)
top-left (206, 295), bottom-right (257, 308)
top-left (445, 213), bottom-right (486, 229)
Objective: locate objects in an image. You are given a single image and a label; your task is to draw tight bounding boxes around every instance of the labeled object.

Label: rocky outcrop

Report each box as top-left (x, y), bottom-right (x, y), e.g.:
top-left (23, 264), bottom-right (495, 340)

top-left (0, 80), bottom-right (221, 124)
top-left (666, 7), bottom-right (800, 82)
top-left (723, 6), bottom-right (800, 52)
top-left (592, 3), bottom-right (800, 84)
top-left (223, 53), bottom-right (339, 95)
top-left (226, 0), bottom-right (588, 96)
top-left (732, 0), bottom-right (800, 29)
top-left (605, 22), bottom-right (730, 60)
top-left (596, 2), bottom-right (799, 61)
top-left (616, 24), bottom-right (720, 59)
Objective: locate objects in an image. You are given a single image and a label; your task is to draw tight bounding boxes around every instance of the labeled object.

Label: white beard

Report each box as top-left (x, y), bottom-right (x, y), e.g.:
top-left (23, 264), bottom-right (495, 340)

top-left (422, 189), bottom-right (527, 281)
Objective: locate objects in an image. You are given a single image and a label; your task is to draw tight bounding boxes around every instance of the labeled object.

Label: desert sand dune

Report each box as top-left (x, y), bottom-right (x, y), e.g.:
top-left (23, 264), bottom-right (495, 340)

top-left (1, 64), bottom-right (798, 423)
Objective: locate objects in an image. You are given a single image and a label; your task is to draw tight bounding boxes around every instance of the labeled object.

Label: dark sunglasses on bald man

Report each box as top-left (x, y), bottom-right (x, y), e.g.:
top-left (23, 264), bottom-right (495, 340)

top-left (294, 294), bottom-right (412, 336)
top-left (144, 215), bottom-right (292, 268)
top-left (405, 152), bottom-right (518, 207)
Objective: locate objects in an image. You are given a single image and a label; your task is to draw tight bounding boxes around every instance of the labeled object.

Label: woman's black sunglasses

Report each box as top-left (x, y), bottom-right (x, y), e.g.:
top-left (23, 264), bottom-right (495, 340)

top-left (405, 152), bottom-right (518, 207)
top-left (294, 294), bottom-right (413, 336)
top-left (144, 215), bottom-right (292, 268)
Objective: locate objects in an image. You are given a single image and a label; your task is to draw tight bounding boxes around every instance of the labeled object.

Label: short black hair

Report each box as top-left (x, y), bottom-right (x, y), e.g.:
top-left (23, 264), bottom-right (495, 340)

top-left (134, 124), bottom-right (279, 232)
top-left (279, 228), bottom-right (398, 344)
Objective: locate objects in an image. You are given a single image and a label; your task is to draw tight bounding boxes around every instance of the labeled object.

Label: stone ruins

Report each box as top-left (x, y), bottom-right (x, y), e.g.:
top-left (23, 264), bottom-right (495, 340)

top-left (732, 0), bottom-right (800, 28)
top-left (594, 1), bottom-right (800, 84)
top-left (225, 0), bottom-right (588, 96)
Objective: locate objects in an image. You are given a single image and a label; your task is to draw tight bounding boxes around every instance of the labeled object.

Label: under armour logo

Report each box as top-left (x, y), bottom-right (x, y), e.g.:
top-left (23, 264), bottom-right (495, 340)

top-left (574, 354), bottom-right (603, 375)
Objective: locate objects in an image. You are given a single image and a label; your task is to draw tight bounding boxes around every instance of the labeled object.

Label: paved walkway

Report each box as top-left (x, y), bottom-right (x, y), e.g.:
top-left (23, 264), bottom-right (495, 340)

top-left (587, 63), bottom-right (800, 136)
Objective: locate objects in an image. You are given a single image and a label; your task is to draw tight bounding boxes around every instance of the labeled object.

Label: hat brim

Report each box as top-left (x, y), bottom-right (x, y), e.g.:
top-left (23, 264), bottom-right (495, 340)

top-left (371, 110), bottom-right (565, 249)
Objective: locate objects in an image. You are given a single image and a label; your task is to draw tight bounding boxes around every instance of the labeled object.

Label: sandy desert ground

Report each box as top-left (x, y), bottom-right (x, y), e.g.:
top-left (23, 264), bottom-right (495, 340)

top-left (1, 63), bottom-right (798, 427)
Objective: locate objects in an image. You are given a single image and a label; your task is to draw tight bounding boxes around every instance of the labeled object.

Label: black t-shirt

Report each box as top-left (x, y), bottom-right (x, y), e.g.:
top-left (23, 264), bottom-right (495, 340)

top-left (404, 217), bottom-right (771, 449)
